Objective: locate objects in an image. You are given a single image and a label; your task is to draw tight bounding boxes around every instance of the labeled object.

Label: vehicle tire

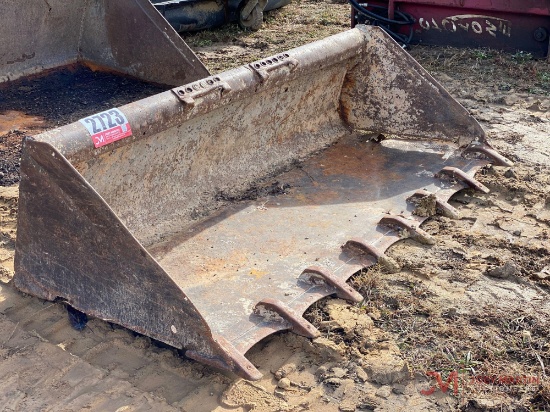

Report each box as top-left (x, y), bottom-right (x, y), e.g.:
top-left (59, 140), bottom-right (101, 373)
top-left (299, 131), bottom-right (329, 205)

top-left (239, 0), bottom-right (264, 31)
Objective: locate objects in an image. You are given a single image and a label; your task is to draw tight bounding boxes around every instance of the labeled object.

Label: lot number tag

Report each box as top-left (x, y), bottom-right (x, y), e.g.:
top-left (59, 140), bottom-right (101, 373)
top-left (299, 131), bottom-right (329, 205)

top-left (80, 108), bottom-right (133, 148)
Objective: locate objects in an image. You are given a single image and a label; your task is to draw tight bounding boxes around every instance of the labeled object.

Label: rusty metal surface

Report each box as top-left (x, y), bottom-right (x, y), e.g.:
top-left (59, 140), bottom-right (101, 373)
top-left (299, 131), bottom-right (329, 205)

top-left (0, 0), bottom-right (208, 85)
top-left (13, 26), bottom-right (507, 379)
top-left (340, 27), bottom-right (486, 147)
top-left (148, 136), bottom-right (486, 355)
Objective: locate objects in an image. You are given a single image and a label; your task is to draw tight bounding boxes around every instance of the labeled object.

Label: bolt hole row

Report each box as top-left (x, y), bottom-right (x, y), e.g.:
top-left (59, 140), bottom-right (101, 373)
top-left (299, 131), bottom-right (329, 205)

top-left (177, 76), bottom-right (223, 95)
top-left (253, 53), bottom-right (291, 69)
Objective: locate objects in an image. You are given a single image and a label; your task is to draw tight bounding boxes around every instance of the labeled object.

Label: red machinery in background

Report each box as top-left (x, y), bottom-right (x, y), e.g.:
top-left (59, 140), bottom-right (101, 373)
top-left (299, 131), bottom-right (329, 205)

top-left (351, 0), bottom-right (550, 57)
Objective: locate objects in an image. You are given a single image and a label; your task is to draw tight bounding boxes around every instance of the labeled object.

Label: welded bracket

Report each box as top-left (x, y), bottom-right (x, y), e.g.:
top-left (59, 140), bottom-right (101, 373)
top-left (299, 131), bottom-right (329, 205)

top-left (249, 53), bottom-right (299, 82)
top-left (172, 76), bottom-right (231, 106)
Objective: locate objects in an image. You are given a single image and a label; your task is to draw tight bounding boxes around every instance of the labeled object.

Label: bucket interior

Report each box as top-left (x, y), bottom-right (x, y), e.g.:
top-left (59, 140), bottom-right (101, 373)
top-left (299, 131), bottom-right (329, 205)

top-left (0, 66), bottom-right (170, 186)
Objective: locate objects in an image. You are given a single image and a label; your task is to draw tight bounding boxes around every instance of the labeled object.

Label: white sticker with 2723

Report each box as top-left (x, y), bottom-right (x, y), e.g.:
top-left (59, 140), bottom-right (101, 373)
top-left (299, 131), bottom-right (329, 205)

top-left (79, 108), bottom-right (133, 148)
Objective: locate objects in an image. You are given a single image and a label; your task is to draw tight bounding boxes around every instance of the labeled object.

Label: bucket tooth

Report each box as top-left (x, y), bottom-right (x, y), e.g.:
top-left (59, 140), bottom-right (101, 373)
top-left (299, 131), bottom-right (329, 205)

top-left (410, 190), bottom-right (461, 220)
top-left (379, 216), bottom-right (436, 245)
top-left (463, 144), bottom-right (513, 167)
top-left (343, 238), bottom-right (401, 273)
top-left (254, 299), bottom-right (320, 339)
top-left (437, 166), bottom-right (490, 194)
top-left (300, 266), bottom-right (363, 303)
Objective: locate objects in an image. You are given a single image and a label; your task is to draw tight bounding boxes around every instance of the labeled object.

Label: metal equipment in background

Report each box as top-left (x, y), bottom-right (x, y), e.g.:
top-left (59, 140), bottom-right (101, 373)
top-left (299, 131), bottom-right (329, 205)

top-left (153, 0), bottom-right (291, 31)
top-left (351, 0), bottom-right (550, 57)
top-left (0, 0), bottom-right (209, 86)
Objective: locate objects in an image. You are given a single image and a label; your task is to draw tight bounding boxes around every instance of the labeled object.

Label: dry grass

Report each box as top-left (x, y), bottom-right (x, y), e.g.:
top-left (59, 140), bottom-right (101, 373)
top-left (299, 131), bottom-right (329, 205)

top-left (182, 0), bottom-right (350, 73)
top-left (409, 47), bottom-right (550, 96)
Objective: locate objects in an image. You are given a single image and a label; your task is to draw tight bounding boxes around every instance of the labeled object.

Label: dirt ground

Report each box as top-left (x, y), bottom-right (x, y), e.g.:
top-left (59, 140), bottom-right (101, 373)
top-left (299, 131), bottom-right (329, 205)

top-left (1, 0), bottom-right (549, 411)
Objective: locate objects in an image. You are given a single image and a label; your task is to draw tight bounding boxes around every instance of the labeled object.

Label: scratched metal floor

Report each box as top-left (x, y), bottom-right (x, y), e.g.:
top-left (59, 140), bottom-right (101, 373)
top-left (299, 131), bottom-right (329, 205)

top-left (148, 135), bottom-right (485, 354)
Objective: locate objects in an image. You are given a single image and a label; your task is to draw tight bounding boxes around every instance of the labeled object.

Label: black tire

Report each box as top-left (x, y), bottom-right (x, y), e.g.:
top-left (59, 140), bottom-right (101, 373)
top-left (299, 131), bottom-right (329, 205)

top-left (239, 2), bottom-right (264, 31)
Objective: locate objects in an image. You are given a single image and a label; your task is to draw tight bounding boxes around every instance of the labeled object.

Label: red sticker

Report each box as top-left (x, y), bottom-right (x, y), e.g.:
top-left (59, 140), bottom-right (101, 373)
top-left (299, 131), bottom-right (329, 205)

top-left (79, 108), bottom-right (133, 148)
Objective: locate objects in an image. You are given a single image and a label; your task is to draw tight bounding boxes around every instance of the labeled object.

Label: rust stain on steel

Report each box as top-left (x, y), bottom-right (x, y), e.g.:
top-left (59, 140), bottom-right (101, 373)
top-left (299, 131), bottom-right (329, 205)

top-left (338, 70), bottom-right (356, 123)
top-left (0, 111), bottom-right (45, 136)
top-left (291, 190), bottom-right (342, 207)
top-left (318, 137), bottom-right (397, 181)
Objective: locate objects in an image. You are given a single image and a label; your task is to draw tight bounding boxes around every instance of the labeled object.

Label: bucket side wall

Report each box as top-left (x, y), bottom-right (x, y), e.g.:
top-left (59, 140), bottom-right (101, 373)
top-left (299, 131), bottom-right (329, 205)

top-left (0, 0), bottom-right (85, 83)
top-left (340, 26), bottom-right (486, 147)
top-left (0, 0), bottom-right (208, 86)
top-left (79, 0), bottom-right (209, 85)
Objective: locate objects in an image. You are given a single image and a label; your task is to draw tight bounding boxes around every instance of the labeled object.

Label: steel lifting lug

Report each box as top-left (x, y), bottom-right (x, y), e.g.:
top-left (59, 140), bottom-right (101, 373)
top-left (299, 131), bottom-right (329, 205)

top-left (172, 76), bottom-right (232, 106)
top-left (249, 53), bottom-right (299, 82)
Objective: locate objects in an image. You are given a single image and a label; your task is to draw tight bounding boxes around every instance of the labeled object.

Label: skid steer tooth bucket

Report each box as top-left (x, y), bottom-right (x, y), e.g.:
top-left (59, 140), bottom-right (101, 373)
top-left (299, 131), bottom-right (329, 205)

top-left (13, 26), bottom-right (510, 380)
top-left (0, 0), bottom-right (208, 86)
